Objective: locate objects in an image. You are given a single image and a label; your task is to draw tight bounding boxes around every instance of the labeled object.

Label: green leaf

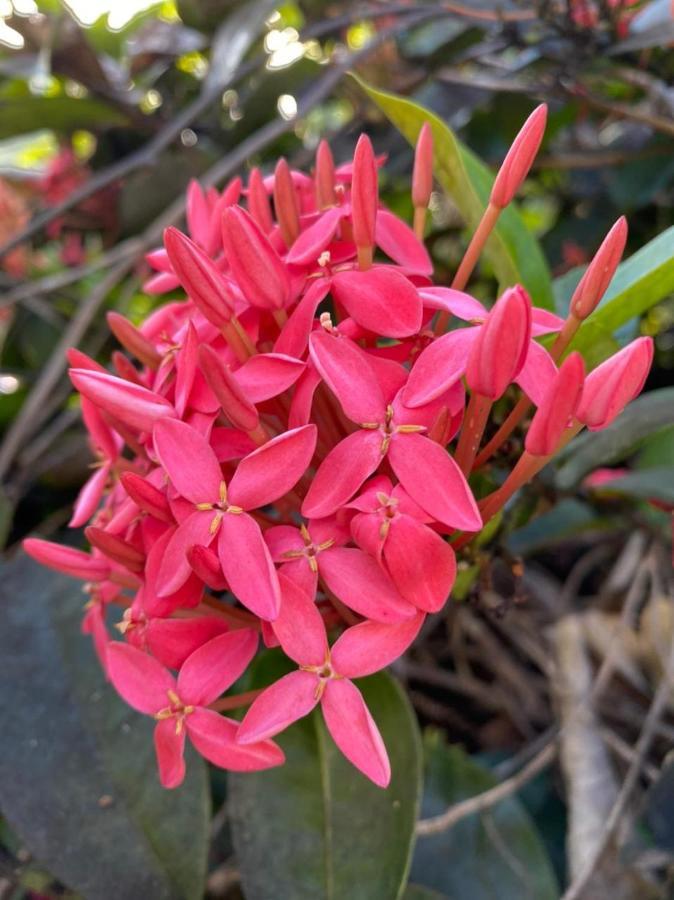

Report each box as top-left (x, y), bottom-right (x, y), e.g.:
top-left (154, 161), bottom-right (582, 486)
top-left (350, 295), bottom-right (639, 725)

top-left (555, 387), bottom-right (674, 489)
top-left (570, 225), bottom-right (674, 359)
top-left (229, 653), bottom-right (422, 900)
top-left (507, 498), bottom-right (604, 556)
top-left (0, 553), bottom-right (210, 900)
top-left (412, 734), bottom-right (559, 900)
top-left (354, 76), bottom-right (554, 309)
top-left (403, 886), bottom-right (449, 899)
top-left (0, 97), bottom-right (128, 138)
top-left (592, 468), bottom-right (674, 505)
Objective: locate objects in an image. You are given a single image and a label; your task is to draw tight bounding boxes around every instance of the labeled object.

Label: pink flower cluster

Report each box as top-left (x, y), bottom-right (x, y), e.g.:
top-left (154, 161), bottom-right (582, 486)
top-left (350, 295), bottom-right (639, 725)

top-left (24, 107), bottom-right (653, 789)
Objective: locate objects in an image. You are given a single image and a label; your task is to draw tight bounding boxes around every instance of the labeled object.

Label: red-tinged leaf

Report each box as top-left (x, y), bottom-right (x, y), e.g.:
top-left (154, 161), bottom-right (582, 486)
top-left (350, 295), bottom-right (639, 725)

top-left (272, 573), bottom-right (328, 667)
top-left (218, 513), bottom-right (280, 620)
top-left (318, 547), bottom-right (416, 623)
top-left (389, 433), bottom-right (481, 531)
top-left (384, 516), bottom-right (456, 612)
top-left (153, 418), bottom-right (222, 504)
top-left (403, 328), bottom-right (477, 407)
top-left (107, 642), bottom-right (175, 715)
top-left (228, 425), bottom-right (317, 510)
top-left (302, 430), bottom-right (383, 519)
top-left (237, 670), bottom-right (320, 743)
top-left (286, 206), bottom-right (344, 265)
top-left (331, 268), bottom-right (422, 339)
top-left (178, 630), bottom-right (258, 707)
top-left (187, 709), bottom-right (284, 771)
top-left (153, 718), bottom-right (186, 789)
top-left (321, 679), bottom-right (390, 788)
top-left (331, 611), bottom-right (425, 678)
top-left (309, 330), bottom-right (385, 423)
top-left (375, 209), bottom-right (432, 275)
top-left (70, 369), bottom-right (175, 433)
top-left (235, 353), bottom-right (305, 403)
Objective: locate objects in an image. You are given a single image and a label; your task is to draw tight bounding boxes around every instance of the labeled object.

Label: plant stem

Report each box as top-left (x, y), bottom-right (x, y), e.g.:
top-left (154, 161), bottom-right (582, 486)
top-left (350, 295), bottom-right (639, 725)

top-left (454, 392), bottom-right (492, 475)
top-left (210, 689), bottom-right (264, 712)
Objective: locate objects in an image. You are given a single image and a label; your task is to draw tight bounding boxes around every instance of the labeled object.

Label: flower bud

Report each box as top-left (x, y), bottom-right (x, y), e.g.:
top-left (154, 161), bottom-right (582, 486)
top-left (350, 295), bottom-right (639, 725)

top-left (525, 352), bottom-right (585, 456)
top-left (465, 285), bottom-right (532, 399)
top-left (69, 369), bottom-right (174, 433)
top-left (186, 179), bottom-right (210, 247)
top-left (222, 176), bottom-right (242, 207)
top-left (248, 167), bottom-right (274, 233)
top-left (570, 217), bottom-right (627, 320)
top-left (412, 122), bottom-right (433, 209)
top-left (351, 134), bottom-right (378, 251)
top-left (315, 139), bottom-right (336, 208)
top-left (23, 538), bottom-right (110, 581)
top-left (107, 312), bottom-right (161, 370)
top-left (221, 206), bottom-right (290, 310)
top-left (273, 158), bottom-right (300, 247)
top-left (187, 544), bottom-right (228, 591)
top-left (577, 336), bottom-right (653, 430)
top-left (490, 104), bottom-right (547, 209)
top-left (112, 351), bottom-right (142, 385)
top-left (198, 344), bottom-right (259, 433)
top-left (120, 471), bottom-right (173, 523)
top-left (164, 226), bottom-right (234, 328)
top-left (85, 526), bottom-right (145, 573)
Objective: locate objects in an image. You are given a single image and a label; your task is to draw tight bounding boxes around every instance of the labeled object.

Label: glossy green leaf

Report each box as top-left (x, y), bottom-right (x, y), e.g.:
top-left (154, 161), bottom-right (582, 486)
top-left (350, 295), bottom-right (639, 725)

top-left (507, 498), bottom-right (605, 556)
top-left (354, 77), bottom-right (554, 309)
top-left (229, 652), bottom-right (422, 900)
top-left (403, 886), bottom-right (449, 900)
top-left (569, 225), bottom-right (674, 359)
top-left (411, 734), bottom-right (559, 900)
top-left (0, 553), bottom-right (210, 900)
top-left (0, 98), bottom-right (128, 138)
top-left (555, 387), bottom-right (674, 489)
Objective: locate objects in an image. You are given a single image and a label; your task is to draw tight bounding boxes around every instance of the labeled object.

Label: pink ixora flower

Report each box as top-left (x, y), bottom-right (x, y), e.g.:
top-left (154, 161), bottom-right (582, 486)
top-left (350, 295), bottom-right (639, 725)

top-left (237, 575), bottom-right (425, 787)
top-left (107, 630), bottom-right (283, 788)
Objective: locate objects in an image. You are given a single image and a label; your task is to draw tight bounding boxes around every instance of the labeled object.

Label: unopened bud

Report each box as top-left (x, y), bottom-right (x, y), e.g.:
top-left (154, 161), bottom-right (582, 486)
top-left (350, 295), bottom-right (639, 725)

top-left (412, 122), bottom-right (434, 209)
top-left (85, 526), bottom-right (145, 573)
top-left (577, 337), bottom-right (653, 431)
top-left (315, 139), bottom-right (336, 208)
top-left (525, 352), bottom-right (585, 456)
top-left (351, 134), bottom-right (378, 251)
top-left (466, 286), bottom-right (532, 399)
top-left (248, 167), bottom-right (274, 233)
top-left (221, 206), bottom-right (290, 310)
top-left (164, 226), bottom-right (234, 328)
top-left (120, 472), bottom-right (173, 523)
top-left (107, 312), bottom-right (161, 370)
top-left (571, 217), bottom-right (627, 320)
top-left (490, 104), bottom-right (547, 209)
top-left (198, 344), bottom-right (259, 432)
top-left (274, 158), bottom-right (301, 247)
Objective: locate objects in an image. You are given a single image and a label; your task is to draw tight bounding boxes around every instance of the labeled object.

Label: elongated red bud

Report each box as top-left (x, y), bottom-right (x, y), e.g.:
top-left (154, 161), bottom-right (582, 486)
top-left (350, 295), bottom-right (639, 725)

top-left (120, 472), bottom-right (173, 523)
top-left (351, 134), bottom-right (378, 252)
top-left (85, 526), bottom-right (145, 573)
top-left (525, 352), bottom-right (585, 456)
top-left (577, 337), bottom-right (653, 430)
top-left (69, 368), bottom-right (174, 433)
top-left (222, 176), bottom-right (243, 207)
top-left (465, 286), bottom-right (532, 399)
top-left (490, 104), bottom-right (547, 209)
top-left (112, 351), bottom-right (143, 385)
top-left (571, 217), bottom-right (627, 320)
top-left (187, 544), bottom-right (228, 591)
top-left (23, 538), bottom-right (110, 581)
top-left (186, 179), bottom-right (210, 246)
top-left (248, 167), bottom-right (274, 233)
top-left (164, 226), bottom-right (234, 328)
top-left (66, 348), bottom-right (106, 372)
top-left (107, 312), bottom-right (161, 370)
top-left (412, 122), bottom-right (434, 209)
top-left (274, 158), bottom-right (300, 247)
top-left (315, 139), bottom-right (336, 208)
top-left (198, 344), bottom-right (259, 432)
top-left (221, 206), bottom-right (290, 310)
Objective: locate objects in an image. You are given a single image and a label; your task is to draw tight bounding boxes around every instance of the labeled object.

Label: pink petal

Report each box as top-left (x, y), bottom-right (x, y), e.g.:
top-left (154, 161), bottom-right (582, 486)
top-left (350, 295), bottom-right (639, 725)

top-left (403, 328), bottom-right (477, 407)
top-left (210, 427), bottom-right (258, 462)
top-left (187, 544), bottom-right (228, 591)
top-left (217, 513), bottom-right (280, 620)
top-left (144, 527), bottom-right (204, 616)
top-left (319, 547), bottom-right (416, 623)
top-left (235, 353), bottom-right (305, 403)
top-left (375, 209), bottom-right (432, 274)
top-left (286, 206), bottom-right (344, 265)
top-left (515, 340), bottom-right (557, 407)
top-left (82, 603), bottom-right (110, 675)
top-left (178, 629), bottom-right (258, 706)
top-left (81, 396), bottom-right (119, 460)
top-left (228, 425), bottom-right (317, 510)
top-left (389, 433), bottom-right (481, 531)
top-left (146, 617), bottom-right (229, 671)
top-left (309, 330), bottom-right (385, 424)
top-left (69, 465), bottom-right (110, 527)
top-left (156, 512), bottom-right (215, 597)
top-left (264, 524), bottom-right (303, 560)
top-left (301, 430), bottom-right (383, 519)
top-left (384, 516), bottom-right (456, 612)
top-left (531, 307), bottom-right (564, 336)
top-left (274, 279), bottom-right (330, 358)
top-left (237, 670), bottom-right (320, 743)
top-left (331, 610), bottom-right (425, 678)
top-left (174, 322), bottom-right (199, 418)
top-left (107, 641), bottom-right (176, 714)
top-left (331, 268), bottom-right (422, 339)
top-left (321, 679), bottom-right (390, 787)
top-left (349, 512), bottom-right (384, 561)
top-left (23, 538), bottom-right (109, 581)
top-left (154, 718), bottom-right (186, 788)
top-left (70, 369), bottom-right (174, 433)
top-left (272, 572), bottom-right (328, 666)
top-left (153, 418), bottom-right (222, 504)
top-left (187, 708), bottom-right (284, 770)
top-left (419, 287), bottom-right (486, 321)
top-left (288, 365), bottom-right (322, 428)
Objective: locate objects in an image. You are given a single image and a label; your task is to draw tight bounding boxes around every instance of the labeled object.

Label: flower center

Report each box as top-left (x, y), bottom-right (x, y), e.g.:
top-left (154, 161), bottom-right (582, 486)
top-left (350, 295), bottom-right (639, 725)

top-left (154, 689), bottom-right (195, 734)
top-left (195, 481), bottom-right (243, 533)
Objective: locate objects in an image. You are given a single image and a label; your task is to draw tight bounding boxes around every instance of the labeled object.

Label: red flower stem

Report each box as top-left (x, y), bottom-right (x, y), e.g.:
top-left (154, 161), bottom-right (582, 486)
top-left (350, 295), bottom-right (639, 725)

top-left (550, 313), bottom-right (581, 361)
top-left (454, 392), bottom-right (492, 476)
top-left (199, 596), bottom-right (261, 629)
top-left (273, 308), bottom-right (288, 330)
top-left (357, 245), bottom-right (373, 270)
top-left (413, 206), bottom-right (426, 240)
top-left (435, 202), bottom-right (501, 335)
top-left (209, 689), bottom-right (264, 712)
top-left (222, 320), bottom-right (253, 363)
top-left (321, 581), bottom-right (360, 626)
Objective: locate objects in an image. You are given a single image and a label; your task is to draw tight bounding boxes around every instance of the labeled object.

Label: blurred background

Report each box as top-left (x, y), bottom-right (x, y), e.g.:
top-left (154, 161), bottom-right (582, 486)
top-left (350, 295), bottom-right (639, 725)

top-left (0, 1), bottom-right (673, 898)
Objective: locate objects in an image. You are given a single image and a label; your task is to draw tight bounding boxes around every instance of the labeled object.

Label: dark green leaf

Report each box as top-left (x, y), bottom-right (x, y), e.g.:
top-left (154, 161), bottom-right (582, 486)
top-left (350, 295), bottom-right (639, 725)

top-left (229, 654), bottom-right (422, 900)
top-left (555, 387), bottom-right (674, 489)
top-left (0, 98), bottom-right (128, 138)
top-left (354, 77), bottom-right (554, 309)
top-left (0, 553), bottom-right (210, 900)
top-left (411, 734), bottom-right (559, 900)
top-left (403, 886), bottom-right (449, 899)
top-left (592, 468), bottom-right (674, 505)
top-left (507, 498), bottom-right (604, 555)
